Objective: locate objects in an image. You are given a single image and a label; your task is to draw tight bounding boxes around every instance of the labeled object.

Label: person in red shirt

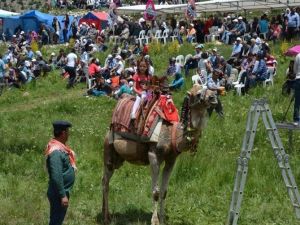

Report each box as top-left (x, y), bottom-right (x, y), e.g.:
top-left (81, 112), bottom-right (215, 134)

top-left (142, 43), bottom-right (149, 56)
top-left (265, 51), bottom-right (277, 68)
top-left (88, 58), bottom-right (100, 77)
top-left (131, 58), bottom-right (150, 119)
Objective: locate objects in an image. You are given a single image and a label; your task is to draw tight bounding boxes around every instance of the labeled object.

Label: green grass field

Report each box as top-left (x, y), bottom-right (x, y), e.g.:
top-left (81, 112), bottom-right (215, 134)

top-left (1, 40), bottom-right (300, 225)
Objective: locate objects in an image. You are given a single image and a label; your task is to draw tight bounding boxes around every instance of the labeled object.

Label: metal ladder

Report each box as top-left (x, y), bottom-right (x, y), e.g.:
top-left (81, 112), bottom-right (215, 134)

top-left (227, 99), bottom-right (300, 225)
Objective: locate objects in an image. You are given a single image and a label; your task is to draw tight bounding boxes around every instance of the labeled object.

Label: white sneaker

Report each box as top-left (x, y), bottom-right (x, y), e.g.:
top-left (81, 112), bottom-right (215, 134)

top-left (293, 122), bottom-right (299, 126)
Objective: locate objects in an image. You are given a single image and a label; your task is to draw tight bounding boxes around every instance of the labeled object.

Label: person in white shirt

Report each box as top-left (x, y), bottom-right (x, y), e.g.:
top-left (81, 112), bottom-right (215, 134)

top-left (113, 55), bottom-right (124, 76)
top-left (65, 48), bottom-right (78, 88)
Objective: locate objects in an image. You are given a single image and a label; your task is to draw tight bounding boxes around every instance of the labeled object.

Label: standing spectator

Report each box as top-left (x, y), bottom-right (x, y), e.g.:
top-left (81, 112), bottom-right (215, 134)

top-left (52, 17), bottom-right (61, 44)
top-left (287, 8), bottom-right (300, 41)
top-left (71, 19), bottom-right (78, 39)
top-left (258, 14), bottom-right (269, 39)
top-left (65, 48), bottom-right (78, 88)
top-left (293, 53), bottom-right (300, 125)
top-left (62, 14), bottom-right (70, 43)
top-left (45, 120), bottom-right (76, 225)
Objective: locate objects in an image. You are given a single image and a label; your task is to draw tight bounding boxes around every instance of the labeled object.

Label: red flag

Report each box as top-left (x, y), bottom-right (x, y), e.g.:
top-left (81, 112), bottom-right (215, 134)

top-left (144, 0), bottom-right (157, 21)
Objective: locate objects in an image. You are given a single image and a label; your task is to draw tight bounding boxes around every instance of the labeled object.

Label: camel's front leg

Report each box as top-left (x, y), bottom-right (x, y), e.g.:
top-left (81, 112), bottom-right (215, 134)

top-left (102, 164), bottom-right (114, 225)
top-left (148, 151), bottom-right (161, 225)
top-left (102, 136), bottom-right (116, 225)
top-left (159, 157), bottom-right (176, 224)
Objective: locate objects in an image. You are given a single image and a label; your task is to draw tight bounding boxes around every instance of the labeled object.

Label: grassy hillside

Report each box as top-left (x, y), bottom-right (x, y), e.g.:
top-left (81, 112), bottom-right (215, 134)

top-left (1, 40), bottom-right (300, 225)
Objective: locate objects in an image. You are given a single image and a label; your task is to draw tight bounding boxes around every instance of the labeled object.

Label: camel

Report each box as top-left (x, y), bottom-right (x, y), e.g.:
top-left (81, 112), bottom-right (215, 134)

top-left (102, 84), bottom-right (218, 225)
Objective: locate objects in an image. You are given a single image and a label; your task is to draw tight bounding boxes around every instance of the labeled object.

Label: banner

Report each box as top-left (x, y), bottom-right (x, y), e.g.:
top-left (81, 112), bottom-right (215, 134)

top-left (144, 0), bottom-right (157, 21)
top-left (185, 0), bottom-right (196, 20)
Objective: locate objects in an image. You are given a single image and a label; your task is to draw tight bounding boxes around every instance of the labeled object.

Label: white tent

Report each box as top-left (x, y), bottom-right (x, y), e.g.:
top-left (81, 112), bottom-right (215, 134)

top-left (0, 9), bottom-right (20, 17)
top-left (117, 0), bottom-right (300, 14)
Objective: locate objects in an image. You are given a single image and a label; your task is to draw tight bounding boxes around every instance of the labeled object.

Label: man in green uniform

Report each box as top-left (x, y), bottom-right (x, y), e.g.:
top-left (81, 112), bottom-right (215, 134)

top-left (45, 121), bottom-right (76, 225)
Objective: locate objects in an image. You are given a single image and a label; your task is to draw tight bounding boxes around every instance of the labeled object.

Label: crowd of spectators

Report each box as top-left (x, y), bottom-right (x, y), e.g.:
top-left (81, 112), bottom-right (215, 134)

top-left (1, 7), bottom-right (293, 113)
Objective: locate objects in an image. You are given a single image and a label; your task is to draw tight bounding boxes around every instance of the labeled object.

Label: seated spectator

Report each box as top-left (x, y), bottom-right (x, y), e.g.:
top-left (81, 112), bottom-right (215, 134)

top-left (88, 57), bottom-right (101, 77)
top-left (209, 48), bottom-right (220, 69)
top-left (240, 40), bottom-right (250, 58)
top-left (198, 52), bottom-right (212, 75)
top-left (110, 71), bottom-right (120, 90)
top-left (114, 79), bottom-right (133, 98)
top-left (166, 57), bottom-right (176, 76)
top-left (207, 69), bottom-right (224, 117)
top-left (248, 38), bottom-right (260, 55)
top-left (265, 51), bottom-right (277, 68)
top-left (186, 23), bottom-right (196, 43)
top-left (112, 55), bottom-right (124, 76)
top-left (169, 72), bottom-right (184, 90)
top-left (269, 21), bottom-right (282, 43)
top-left (244, 53), bottom-right (268, 92)
top-left (227, 37), bottom-right (243, 65)
top-left (184, 44), bottom-right (203, 76)
top-left (87, 75), bottom-right (112, 96)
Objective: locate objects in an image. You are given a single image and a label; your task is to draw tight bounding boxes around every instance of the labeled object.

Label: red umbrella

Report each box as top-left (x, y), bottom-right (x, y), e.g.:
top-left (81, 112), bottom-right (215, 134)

top-left (285, 45), bottom-right (300, 56)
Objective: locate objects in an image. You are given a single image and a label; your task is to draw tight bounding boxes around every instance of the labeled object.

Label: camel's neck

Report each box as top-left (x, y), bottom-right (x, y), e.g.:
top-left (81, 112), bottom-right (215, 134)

top-left (178, 107), bottom-right (207, 152)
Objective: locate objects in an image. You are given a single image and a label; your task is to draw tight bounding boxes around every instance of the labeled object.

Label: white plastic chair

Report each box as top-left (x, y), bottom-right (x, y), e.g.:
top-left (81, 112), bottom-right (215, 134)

top-left (162, 29), bottom-right (169, 44)
top-left (153, 30), bottom-right (163, 43)
top-left (192, 74), bottom-right (201, 85)
top-left (232, 70), bottom-right (245, 86)
top-left (184, 54), bottom-right (193, 65)
top-left (263, 67), bottom-right (276, 87)
top-left (200, 70), bottom-right (208, 85)
top-left (137, 30), bottom-right (146, 46)
top-left (170, 28), bottom-right (179, 42)
top-left (176, 55), bottom-right (184, 67)
top-left (234, 83), bottom-right (245, 96)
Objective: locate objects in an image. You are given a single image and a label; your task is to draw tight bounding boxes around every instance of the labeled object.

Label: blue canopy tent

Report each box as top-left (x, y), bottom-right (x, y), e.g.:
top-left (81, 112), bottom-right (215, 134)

top-left (3, 10), bottom-right (76, 42)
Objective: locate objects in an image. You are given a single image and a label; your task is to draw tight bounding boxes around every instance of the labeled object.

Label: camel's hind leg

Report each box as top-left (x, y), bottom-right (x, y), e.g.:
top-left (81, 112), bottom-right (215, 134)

top-left (102, 134), bottom-right (123, 225)
top-left (149, 150), bottom-right (161, 225)
top-left (159, 157), bottom-right (176, 224)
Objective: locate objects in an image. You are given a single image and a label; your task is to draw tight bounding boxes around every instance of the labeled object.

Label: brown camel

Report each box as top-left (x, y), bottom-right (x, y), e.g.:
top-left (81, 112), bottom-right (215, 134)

top-left (102, 84), bottom-right (218, 225)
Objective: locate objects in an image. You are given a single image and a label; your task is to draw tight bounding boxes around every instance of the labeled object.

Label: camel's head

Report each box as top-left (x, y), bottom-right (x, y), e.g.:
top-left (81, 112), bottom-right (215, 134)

top-left (187, 84), bottom-right (218, 109)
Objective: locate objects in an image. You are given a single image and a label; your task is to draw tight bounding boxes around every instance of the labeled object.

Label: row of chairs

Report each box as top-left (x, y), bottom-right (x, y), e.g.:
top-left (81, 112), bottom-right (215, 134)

top-left (137, 29), bottom-right (179, 46)
top-left (233, 67), bottom-right (276, 95)
top-left (189, 66), bottom-right (276, 96)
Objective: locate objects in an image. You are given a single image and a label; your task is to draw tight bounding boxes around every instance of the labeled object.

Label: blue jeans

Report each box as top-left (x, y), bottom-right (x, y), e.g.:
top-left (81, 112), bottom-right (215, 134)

top-left (293, 79), bottom-right (300, 122)
top-left (47, 191), bottom-right (69, 225)
top-left (63, 29), bottom-right (68, 43)
top-left (92, 90), bottom-right (107, 96)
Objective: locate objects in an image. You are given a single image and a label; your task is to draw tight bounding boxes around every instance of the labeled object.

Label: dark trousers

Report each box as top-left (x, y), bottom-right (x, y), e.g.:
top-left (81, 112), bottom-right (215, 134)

top-left (184, 58), bottom-right (198, 76)
top-left (208, 95), bottom-right (224, 117)
top-left (63, 29), bottom-right (68, 43)
top-left (47, 191), bottom-right (69, 225)
top-left (65, 66), bottom-right (76, 88)
top-left (293, 79), bottom-right (300, 122)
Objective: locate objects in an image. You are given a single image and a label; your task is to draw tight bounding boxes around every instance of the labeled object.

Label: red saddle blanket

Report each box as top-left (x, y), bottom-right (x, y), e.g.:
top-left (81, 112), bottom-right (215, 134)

top-left (111, 94), bottom-right (179, 139)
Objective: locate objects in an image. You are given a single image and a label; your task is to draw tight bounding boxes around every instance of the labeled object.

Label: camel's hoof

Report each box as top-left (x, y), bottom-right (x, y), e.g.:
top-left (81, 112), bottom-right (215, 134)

top-left (151, 213), bottom-right (160, 225)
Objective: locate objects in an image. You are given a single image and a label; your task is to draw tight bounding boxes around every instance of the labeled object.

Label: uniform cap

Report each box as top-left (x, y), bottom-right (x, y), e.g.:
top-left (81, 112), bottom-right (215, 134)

top-left (52, 120), bottom-right (72, 131)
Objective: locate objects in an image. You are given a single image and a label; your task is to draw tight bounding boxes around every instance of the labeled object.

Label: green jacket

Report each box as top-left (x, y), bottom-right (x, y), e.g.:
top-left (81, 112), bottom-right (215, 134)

top-left (47, 150), bottom-right (75, 198)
